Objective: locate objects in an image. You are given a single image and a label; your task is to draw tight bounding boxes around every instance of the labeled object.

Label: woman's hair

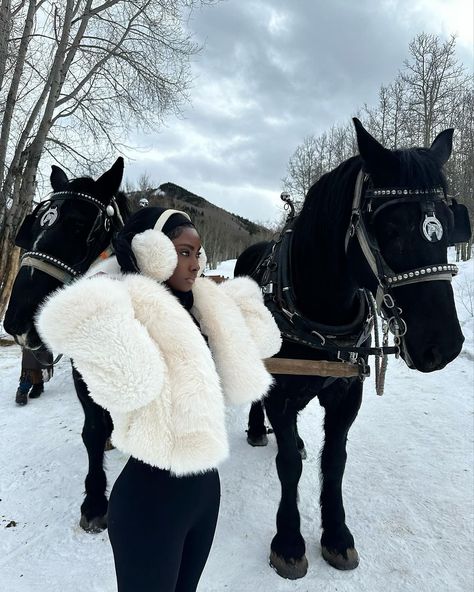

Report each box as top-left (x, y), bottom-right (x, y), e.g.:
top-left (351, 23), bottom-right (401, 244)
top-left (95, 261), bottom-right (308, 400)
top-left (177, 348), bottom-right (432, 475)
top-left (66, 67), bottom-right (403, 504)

top-left (113, 207), bottom-right (194, 274)
top-left (165, 223), bottom-right (194, 240)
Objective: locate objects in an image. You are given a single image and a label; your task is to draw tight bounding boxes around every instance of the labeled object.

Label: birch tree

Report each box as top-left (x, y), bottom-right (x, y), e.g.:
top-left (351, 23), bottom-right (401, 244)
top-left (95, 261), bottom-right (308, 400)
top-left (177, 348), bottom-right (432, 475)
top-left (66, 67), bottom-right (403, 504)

top-left (0, 0), bottom-right (215, 315)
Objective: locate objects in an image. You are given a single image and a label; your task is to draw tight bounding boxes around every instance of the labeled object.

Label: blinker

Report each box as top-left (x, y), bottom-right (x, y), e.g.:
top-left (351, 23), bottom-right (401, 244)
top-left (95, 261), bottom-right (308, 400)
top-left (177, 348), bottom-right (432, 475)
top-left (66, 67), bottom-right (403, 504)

top-left (448, 200), bottom-right (471, 246)
top-left (15, 213), bottom-right (36, 249)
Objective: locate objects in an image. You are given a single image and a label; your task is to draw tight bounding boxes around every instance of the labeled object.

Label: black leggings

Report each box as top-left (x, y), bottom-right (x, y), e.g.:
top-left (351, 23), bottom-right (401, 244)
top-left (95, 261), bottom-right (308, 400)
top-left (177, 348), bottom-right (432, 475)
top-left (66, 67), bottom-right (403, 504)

top-left (108, 457), bottom-right (220, 592)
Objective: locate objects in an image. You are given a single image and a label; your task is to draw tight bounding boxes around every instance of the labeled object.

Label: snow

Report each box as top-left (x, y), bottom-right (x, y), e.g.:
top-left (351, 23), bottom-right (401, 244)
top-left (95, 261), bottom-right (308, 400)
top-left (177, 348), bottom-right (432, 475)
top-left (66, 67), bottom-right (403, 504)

top-left (1, 253), bottom-right (473, 592)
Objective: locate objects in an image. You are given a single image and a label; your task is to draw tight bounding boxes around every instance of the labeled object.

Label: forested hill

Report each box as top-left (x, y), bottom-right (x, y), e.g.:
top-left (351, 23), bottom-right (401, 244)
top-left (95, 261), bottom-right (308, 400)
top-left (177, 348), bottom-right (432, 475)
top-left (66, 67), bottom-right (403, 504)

top-left (127, 182), bottom-right (273, 269)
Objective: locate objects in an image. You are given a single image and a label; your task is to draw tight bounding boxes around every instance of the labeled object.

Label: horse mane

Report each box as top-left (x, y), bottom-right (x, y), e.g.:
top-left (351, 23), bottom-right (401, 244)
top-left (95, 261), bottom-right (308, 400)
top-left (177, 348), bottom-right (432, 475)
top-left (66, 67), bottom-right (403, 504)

top-left (294, 156), bottom-right (361, 252)
top-left (115, 190), bottom-right (132, 221)
top-left (395, 148), bottom-right (448, 191)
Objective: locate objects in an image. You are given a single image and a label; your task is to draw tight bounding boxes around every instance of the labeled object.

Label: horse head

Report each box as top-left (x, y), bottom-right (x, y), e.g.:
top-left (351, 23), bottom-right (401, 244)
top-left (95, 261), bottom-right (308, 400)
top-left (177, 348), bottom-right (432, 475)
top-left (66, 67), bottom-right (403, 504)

top-left (348, 119), bottom-right (470, 372)
top-left (4, 157), bottom-right (126, 349)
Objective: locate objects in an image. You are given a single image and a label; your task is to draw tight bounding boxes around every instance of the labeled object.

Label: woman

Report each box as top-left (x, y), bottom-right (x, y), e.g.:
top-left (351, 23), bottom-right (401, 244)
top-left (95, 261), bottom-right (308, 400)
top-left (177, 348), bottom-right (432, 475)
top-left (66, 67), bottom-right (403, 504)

top-left (37, 207), bottom-right (281, 592)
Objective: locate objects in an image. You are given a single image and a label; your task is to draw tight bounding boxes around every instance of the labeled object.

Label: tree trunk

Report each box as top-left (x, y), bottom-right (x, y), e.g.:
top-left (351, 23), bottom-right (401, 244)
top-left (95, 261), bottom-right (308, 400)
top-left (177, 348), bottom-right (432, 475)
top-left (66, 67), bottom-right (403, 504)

top-left (0, 237), bottom-right (20, 319)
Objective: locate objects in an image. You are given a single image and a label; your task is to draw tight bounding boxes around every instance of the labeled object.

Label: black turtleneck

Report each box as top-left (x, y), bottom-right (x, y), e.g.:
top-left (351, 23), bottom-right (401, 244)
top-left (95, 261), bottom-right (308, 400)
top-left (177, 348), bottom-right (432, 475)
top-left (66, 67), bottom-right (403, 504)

top-left (168, 287), bottom-right (194, 311)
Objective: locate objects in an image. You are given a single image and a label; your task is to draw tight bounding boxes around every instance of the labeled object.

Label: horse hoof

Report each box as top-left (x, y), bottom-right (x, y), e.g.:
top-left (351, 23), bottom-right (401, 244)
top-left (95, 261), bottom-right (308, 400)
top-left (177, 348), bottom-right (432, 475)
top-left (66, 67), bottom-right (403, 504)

top-left (104, 437), bottom-right (115, 451)
top-left (321, 545), bottom-right (359, 570)
top-left (298, 446), bottom-right (307, 459)
top-left (269, 550), bottom-right (308, 579)
top-left (79, 514), bottom-right (107, 533)
top-left (247, 433), bottom-right (268, 447)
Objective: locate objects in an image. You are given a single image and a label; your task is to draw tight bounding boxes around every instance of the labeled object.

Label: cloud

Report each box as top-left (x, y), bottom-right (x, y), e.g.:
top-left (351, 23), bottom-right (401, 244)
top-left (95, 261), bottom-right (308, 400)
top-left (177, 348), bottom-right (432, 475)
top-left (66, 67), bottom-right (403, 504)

top-left (123, 0), bottom-right (473, 224)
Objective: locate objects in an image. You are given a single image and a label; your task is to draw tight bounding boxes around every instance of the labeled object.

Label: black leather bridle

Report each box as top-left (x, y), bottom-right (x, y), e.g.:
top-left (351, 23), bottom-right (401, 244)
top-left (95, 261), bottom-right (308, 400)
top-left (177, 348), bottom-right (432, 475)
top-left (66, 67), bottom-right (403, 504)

top-left (254, 171), bottom-right (471, 377)
top-left (17, 190), bottom-right (124, 284)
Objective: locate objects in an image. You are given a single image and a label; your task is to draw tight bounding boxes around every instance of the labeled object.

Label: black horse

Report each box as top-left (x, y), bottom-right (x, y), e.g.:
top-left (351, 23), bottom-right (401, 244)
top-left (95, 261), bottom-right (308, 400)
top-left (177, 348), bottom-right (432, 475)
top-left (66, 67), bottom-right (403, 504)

top-left (4, 157), bottom-right (129, 532)
top-left (235, 118), bottom-right (471, 579)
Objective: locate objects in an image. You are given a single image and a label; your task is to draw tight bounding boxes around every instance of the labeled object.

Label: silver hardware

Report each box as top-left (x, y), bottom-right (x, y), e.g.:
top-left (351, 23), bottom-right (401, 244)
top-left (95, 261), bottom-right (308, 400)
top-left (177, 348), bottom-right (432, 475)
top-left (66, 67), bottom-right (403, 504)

top-left (40, 206), bottom-right (59, 227)
top-left (383, 293), bottom-right (395, 308)
top-left (106, 205), bottom-right (115, 216)
top-left (311, 330), bottom-right (326, 345)
top-left (422, 214), bottom-right (443, 242)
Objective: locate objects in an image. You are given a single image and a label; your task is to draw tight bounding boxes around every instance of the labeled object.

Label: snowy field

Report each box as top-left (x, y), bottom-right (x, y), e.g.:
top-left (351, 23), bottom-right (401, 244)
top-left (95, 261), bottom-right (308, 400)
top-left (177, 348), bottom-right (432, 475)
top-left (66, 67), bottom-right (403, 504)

top-left (0, 254), bottom-right (473, 592)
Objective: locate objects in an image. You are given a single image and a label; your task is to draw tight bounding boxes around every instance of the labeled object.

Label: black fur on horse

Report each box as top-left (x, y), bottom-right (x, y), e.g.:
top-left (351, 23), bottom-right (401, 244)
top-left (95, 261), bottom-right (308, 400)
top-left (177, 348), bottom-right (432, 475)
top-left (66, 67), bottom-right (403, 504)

top-left (4, 158), bottom-right (129, 532)
top-left (235, 118), bottom-right (466, 579)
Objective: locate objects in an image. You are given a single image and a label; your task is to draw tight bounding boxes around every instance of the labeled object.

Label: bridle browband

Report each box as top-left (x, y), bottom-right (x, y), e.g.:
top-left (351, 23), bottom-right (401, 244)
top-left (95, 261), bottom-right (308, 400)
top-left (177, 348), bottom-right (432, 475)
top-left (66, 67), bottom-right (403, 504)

top-left (20, 190), bottom-right (124, 284)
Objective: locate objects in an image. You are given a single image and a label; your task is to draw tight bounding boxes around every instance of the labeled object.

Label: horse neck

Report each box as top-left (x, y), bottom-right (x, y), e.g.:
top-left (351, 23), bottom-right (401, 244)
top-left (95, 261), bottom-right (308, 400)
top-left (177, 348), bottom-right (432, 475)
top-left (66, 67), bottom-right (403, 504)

top-left (291, 159), bottom-right (362, 326)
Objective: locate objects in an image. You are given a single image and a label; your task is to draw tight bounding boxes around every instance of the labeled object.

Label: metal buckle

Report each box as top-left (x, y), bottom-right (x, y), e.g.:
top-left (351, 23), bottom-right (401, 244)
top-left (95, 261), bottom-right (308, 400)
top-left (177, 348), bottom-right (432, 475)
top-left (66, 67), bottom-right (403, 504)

top-left (311, 330), bottom-right (326, 345)
top-left (358, 358), bottom-right (370, 380)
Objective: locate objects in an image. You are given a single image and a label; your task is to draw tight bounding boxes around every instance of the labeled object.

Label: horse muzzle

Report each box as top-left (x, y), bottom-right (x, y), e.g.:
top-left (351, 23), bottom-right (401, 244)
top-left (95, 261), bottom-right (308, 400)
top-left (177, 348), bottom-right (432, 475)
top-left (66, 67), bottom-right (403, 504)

top-left (400, 331), bottom-right (464, 373)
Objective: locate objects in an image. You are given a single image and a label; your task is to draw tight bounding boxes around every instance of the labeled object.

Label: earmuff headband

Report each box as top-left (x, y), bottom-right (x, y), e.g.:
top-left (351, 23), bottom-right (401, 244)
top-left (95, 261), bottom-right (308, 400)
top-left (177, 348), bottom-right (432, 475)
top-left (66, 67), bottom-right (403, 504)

top-left (154, 209), bottom-right (191, 233)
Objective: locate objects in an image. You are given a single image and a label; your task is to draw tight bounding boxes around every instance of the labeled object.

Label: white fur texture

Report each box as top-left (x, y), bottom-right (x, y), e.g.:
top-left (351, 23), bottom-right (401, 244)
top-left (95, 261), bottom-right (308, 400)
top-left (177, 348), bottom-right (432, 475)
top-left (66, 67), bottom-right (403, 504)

top-left (192, 277), bottom-right (279, 405)
top-left (36, 272), bottom-right (279, 475)
top-left (36, 276), bottom-right (164, 413)
top-left (198, 246), bottom-right (207, 273)
top-left (132, 229), bottom-right (178, 281)
top-left (219, 276), bottom-right (282, 358)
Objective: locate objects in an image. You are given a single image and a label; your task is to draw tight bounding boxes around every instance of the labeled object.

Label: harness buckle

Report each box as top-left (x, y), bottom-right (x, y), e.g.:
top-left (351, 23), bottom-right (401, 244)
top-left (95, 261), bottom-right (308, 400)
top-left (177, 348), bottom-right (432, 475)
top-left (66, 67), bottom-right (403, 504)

top-left (262, 282), bottom-right (274, 295)
top-left (357, 358), bottom-right (370, 381)
top-left (383, 293), bottom-right (395, 309)
top-left (349, 210), bottom-right (360, 237)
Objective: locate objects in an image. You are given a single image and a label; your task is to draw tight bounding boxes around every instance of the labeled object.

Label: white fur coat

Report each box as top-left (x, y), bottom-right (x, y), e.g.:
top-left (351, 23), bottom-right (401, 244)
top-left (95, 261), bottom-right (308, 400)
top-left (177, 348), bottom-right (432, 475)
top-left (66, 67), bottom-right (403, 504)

top-left (37, 262), bottom-right (281, 475)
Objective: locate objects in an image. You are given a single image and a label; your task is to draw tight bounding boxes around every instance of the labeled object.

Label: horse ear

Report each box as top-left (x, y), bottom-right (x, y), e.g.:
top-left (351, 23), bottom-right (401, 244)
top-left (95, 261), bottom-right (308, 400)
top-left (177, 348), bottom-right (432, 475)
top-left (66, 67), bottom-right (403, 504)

top-left (353, 117), bottom-right (395, 172)
top-left (50, 165), bottom-right (69, 191)
top-left (96, 157), bottom-right (124, 196)
top-left (429, 128), bottom-right (454, 166)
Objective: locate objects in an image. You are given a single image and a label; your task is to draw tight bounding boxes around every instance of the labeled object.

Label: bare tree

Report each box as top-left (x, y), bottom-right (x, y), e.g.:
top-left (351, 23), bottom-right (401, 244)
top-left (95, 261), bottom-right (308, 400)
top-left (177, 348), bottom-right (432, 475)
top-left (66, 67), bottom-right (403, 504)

top-left (283, 122), bottom-right (356, 208)
top-left (400, 33), bottom-right (468, 148)
top-left (282, 135), bottom-right (323, 206)
top-left (0, 0), bottom-right (216, 315)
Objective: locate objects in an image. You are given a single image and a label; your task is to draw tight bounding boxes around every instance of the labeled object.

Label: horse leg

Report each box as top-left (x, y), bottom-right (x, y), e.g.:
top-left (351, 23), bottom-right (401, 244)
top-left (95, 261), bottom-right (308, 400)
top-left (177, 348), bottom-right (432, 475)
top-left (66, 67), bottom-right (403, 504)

top-left (265, 393), bottom-right (308, 579)
top-left (246, 400), bottom-right (268, 446)
top-left (318, 378), bottom-right (363, 570)
top-left (293, 415), bottom-right (306, 459)
top-left (72, 366), bottom-right (111, 533)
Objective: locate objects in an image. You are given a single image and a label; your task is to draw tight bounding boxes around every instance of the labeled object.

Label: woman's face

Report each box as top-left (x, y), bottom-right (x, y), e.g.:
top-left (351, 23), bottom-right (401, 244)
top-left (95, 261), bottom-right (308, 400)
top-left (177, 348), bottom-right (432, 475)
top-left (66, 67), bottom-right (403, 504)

top-left (167, 226), bottom-right (202, 292)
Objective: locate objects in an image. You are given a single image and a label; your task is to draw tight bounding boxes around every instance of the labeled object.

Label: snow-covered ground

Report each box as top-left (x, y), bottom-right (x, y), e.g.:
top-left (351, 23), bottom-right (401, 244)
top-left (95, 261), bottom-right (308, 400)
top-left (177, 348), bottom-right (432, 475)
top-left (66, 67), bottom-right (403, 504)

top-left (1, 254), bottom-right (473, 592)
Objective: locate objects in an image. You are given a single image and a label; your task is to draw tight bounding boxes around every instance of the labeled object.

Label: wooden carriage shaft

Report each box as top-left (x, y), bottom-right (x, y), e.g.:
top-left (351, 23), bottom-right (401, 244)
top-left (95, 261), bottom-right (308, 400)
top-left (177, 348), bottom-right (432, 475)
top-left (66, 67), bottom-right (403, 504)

top-left (263, 358), bottom-right (360, 377)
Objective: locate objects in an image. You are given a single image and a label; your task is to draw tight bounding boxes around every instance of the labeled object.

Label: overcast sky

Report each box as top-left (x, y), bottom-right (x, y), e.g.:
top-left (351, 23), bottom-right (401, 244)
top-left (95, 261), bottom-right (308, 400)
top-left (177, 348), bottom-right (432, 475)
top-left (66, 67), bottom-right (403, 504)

top-left (123, 0), bottom-right (473, 224)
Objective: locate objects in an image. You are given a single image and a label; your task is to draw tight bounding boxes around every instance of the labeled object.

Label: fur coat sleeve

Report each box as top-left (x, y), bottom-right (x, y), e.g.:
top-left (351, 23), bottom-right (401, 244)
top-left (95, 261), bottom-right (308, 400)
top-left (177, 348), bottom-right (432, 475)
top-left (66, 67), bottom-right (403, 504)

top-left (191, 276), bottom-right (281, 406)
top-left (217, 276), bottom-right (282, 359)
top-left (36, 275), bottom-right (165, 413)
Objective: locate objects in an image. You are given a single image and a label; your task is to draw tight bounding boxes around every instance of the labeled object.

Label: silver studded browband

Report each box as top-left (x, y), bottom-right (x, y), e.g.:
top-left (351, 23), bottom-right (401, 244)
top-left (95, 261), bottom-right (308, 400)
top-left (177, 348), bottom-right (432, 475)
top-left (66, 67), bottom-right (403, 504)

top-left (50, 191), bottom-right (109, 210)
top-left (366, 188), bottom-right (445, 198)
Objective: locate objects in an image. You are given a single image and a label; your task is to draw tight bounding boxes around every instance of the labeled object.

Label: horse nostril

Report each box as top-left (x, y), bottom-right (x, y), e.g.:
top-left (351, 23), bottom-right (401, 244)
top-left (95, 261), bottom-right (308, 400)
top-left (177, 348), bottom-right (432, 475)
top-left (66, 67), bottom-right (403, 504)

top-left (422, 346), bottom-right (445, 372)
